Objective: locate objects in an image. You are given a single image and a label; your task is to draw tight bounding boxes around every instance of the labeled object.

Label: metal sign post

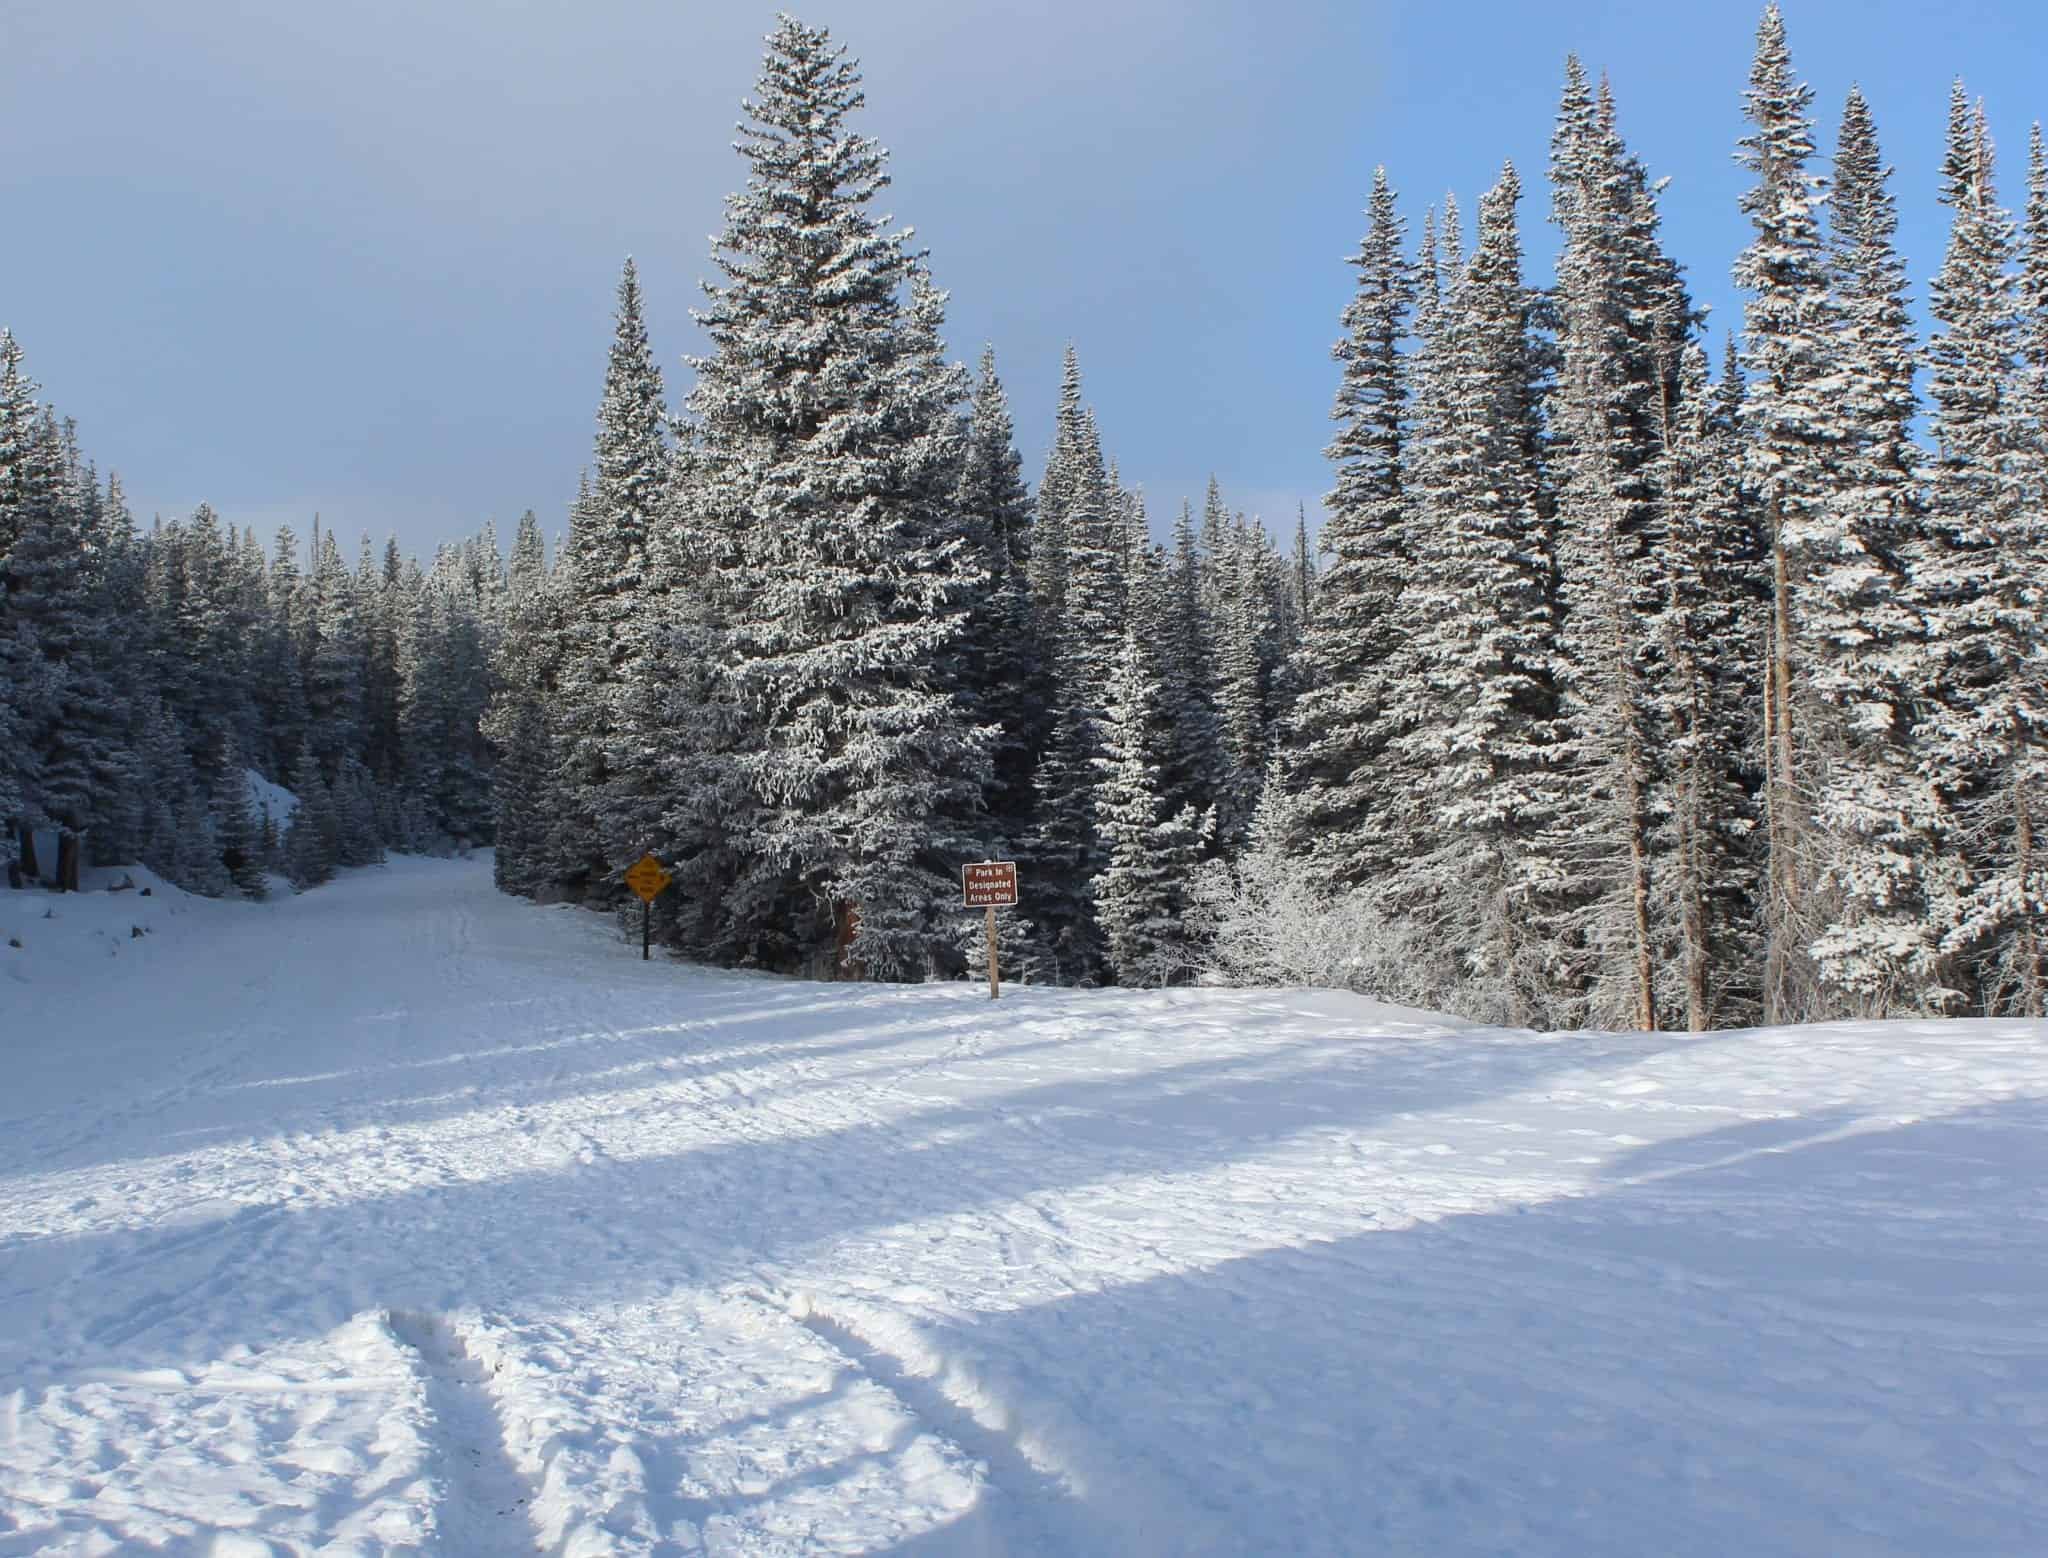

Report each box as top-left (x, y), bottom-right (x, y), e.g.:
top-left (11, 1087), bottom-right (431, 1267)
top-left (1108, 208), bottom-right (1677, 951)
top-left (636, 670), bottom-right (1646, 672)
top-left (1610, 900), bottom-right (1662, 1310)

top-left (624, 853), bottom-right (673, 961)
top-left (961, 861), bottom-right (1020, 999)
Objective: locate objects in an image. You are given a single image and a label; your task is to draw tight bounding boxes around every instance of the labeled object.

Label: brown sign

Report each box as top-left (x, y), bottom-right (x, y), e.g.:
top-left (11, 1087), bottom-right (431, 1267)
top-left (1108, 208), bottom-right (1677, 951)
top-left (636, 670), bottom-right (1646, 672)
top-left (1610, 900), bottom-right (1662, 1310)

top-left (624, 853), bottom-right (672, 904)
top-left (963, 860), bottom-right (1018, 908)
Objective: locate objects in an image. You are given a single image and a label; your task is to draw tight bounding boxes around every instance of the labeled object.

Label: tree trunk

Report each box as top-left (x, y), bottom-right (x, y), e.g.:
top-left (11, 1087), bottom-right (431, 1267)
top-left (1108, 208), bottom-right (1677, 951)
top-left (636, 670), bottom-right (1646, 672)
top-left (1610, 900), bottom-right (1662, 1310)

top-left (1768, 513), bottom-right (1799, 909)
top-left (2016, 761), bottom-right (2042, 1017)
top-left (1679, 666), bottom-right (1712, 1032)
top-left (18, 825), bottom-right (40, 883)
top-left (832, 901), bottom-right (863, 982)
top-left (57, 832), bottom-right (81, 893)
top-left (1613, 622), bottom-right (1656, 1032)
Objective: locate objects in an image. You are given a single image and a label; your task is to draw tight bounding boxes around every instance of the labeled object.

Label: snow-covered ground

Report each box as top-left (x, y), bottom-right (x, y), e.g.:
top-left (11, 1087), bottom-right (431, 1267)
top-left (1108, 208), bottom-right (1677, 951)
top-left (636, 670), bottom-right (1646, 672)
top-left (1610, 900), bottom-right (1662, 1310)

top-left (2, 856), bottom-right (2045, 1556)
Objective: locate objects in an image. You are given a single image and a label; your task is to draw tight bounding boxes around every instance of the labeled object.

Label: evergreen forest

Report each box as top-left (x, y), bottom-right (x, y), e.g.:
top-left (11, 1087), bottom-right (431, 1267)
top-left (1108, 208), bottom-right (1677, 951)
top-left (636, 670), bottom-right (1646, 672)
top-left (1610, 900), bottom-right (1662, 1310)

top-left (4, 6), bottom-right (2044, 1028)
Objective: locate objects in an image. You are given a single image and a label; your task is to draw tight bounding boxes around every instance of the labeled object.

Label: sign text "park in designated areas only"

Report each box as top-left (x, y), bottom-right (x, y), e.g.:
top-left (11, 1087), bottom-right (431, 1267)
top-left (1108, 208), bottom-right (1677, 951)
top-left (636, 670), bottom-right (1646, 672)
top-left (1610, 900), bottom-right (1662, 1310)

top-left (962, 860), bottom-right (1018, 908)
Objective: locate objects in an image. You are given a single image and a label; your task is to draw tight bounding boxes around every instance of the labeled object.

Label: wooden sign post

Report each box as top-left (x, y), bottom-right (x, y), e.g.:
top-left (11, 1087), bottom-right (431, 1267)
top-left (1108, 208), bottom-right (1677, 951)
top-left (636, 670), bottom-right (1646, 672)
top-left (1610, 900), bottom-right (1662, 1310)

top-left (962, 861), bottom-right (1019, 999)
top-left (624, 853), bottom-right (672, 961)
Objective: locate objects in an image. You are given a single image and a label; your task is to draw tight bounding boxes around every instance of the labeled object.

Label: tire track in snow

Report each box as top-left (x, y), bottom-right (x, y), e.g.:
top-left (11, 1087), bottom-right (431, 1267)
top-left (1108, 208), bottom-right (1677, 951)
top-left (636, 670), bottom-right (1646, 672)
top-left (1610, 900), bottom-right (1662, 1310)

top-left (772, 1291), bottom-right (1170, 1557)
top-left (385, 1309), bottom-right (542, 1557)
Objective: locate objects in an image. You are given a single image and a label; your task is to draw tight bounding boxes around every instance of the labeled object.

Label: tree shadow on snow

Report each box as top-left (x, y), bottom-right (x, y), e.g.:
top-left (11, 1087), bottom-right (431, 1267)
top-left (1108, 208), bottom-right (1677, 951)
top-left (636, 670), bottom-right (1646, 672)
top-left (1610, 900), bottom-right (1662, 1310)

top-left (860, 1097), bottom-right (2048, 1557)
top-left (5, 1008), bottom-right (1681, 1382)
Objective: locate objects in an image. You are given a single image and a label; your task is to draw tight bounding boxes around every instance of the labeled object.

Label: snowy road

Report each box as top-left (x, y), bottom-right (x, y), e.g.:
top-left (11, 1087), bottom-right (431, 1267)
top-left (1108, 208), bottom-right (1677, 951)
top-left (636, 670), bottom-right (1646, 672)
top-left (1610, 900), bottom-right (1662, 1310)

top-left (3, 856), bottom-right (2046, 1554)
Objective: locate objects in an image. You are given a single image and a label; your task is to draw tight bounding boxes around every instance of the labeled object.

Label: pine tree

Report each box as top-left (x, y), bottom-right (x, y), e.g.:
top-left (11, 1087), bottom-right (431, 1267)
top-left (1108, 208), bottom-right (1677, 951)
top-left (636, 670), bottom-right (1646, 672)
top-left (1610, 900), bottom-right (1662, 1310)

top-left (213, 736), bottom-right (267, 899)
top-left (955, 346), bottom-right (1042, 848)
top-left (1158, 498), bottom-right (1225, 826)
top-left (1659, 340), bottom-right (1769, 1028)
top-left (1547, 75), bottom-right (1694, 1030)
top-left (1734, 2), bottom-right (1845, 1019)
top-left (304, 528), bottom-right (365, 776)
top-left (1803, 84), bottom-right (1945, 1011)
top-left (686, 17), bottom-right (993, 978)
top-left (1915, 93), bottom-right (2046, 1014)
top-left (257, 526), bottom-right (310, 776)
top-left (1214, 516), bottom-right (1276, 847)
top-left (3, 393), bottom-right (114, 890)
top-left (1284, 167), bottom-right (1413, 891)
top-left (0, 334), bottom-right (51, 872)
top-left (1384, 164), bottom-right (1572, 1025)
top-left (483, 512), bottom-right (560, 895)
top-left (1026, 351), bottom-right (1117, 980)
top-left (1094, 544), bottom-right (1209, 984)
top-left (555, 258), bottom-right (670, 899)
top-left (285, 739), bottom-right (338, 888)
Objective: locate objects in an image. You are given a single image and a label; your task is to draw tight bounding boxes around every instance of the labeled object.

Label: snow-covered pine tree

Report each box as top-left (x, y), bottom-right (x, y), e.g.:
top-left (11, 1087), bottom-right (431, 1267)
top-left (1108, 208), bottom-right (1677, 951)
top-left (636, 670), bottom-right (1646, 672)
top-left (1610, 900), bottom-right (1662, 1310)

top-left (1025, 352), bottom-right (1118, 981)
top-left (1547, 74), bottom-right (1694, 1030)
top-left (554, 258), bottom-right (669, 901)
top-left (401, 560), bottom-right (493, 847)
top-left (1734, 2), bottom-right (1845, 1020)
top-left (83, 473), bottom-right (150, 867)
top-left (0, 334), bottom-right (52, 876)
top-left (1214, 515), bottom-right (1277, 849)
top-left (1283, 167), bottom-right (1412, 891)
top-left (1384, 163), bottom-right (1574, 1026)
top-left (954, 346), bottom-right (1043, 850)
top-left (257, 526), bottom-right (310, 777)
top-left (1915, 93), bottom-right (2046, 1015)
top-left (358, 532), bottom-right (404, 788)
top-left (1027, 347), bottom-right (1083, 639)
top-left (1159, 498), bottom-right (1225, 827)
top-left (1658, 337), bottom-right (1769, 1028)
top-left (285, 738), bottom-right (338, 888)
top-left (1802, 84), bottom-right (1945, 1013)
top-left (2, 396), bottom-right (115, 890)
top-left (687, 17), bottom-right (993, 979)
top-left (212, 735), bottom-right (267, 899)
top-left (1093, 541), bottom-right (1209, 985)
top-left (1289, 506), bottom-right (1316, 630)
top-left (304, 527), bottom-right (365, 778)
top-left (2026, 123), bottom-right (2048, 419)
top-left (482, 512), bottom-right (560, 896)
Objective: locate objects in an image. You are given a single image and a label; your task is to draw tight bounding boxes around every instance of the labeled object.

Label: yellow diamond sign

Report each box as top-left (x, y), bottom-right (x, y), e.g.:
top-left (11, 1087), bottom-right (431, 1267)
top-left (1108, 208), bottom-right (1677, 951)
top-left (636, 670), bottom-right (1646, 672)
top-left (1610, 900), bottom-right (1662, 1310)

top-left (624, 853), bottom-right (672, 904)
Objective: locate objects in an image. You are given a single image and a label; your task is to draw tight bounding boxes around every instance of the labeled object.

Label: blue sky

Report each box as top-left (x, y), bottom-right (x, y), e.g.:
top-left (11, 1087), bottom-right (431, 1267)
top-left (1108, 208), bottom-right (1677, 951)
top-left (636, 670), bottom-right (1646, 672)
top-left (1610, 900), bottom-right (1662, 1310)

top-left (4, 1), bottom-right (2043, 558)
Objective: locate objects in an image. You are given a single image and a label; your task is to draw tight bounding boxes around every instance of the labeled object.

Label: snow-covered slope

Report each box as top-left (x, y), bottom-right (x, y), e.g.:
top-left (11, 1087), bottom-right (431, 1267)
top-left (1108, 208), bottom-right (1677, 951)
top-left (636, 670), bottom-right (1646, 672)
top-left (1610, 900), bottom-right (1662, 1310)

top-left (1, 856), bottom-right (2043, 1555)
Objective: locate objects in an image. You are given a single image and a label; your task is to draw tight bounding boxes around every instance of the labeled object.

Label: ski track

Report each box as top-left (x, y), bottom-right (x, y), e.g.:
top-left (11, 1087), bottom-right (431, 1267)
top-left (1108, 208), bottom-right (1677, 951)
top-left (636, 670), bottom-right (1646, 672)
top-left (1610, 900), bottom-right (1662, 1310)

top-left (2, 854), bottom-right (2046, 1554)
top-left (383, 1309), bottom-right (542, 1557)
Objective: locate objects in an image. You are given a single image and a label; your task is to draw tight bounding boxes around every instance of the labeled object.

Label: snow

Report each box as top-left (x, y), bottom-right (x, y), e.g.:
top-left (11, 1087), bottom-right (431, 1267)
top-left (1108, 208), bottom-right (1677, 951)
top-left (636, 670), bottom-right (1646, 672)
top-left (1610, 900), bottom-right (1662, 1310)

top-left (247, 766), bottom-right (301, 829)
top-left (3, 855), bottom-right (2045, 1555)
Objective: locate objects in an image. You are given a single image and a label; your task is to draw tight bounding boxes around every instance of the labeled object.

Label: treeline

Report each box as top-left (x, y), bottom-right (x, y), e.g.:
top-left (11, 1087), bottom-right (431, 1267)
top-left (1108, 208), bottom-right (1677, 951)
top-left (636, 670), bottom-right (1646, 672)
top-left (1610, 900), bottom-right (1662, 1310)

top-left (0, 337), bottom-right (506, 895)
top-left (9, 7), bottom-right (2044, 1029)
top-left (494, 8), bottom-right (2045, 1025)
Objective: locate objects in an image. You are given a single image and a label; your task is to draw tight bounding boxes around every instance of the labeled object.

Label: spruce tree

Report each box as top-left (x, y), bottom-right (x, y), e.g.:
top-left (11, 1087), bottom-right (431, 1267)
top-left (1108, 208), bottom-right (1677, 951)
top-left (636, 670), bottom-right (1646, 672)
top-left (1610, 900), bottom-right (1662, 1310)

top-left (303, 528), bottom-right (365, 776)
top-left (1547, 74), bottom-right (1693, 1030)
top-left (3, 396), bottom-right (114, 889)
top-left (1733, 2), bottom-right (1844, 1019)
top-left (1159, 498), bottom-right (1225, 826)
top-left (1285, 169), bottom-right (1414, 890)
top-left (1385, 164), bottom-right (1573, 1025)
top-left (213, 736), bottom-right (267, 899)
top-left (555, 258), bottom-right (669, 899)
top-left (1094, 544), bottom-right (1208, 985)
top-left (955, 346), bottom-right (1043, 849)
top-left (483, 513), bottom-right (560, 895)
top-left (686, 16), bottom-right (993, 978)
top-left (1804, 85), bottom-right (1944, 1011)
top-left (1915, 93), bottom-right (2046, 1014)
top-left (1026, 352), bottom-right (1117, 980)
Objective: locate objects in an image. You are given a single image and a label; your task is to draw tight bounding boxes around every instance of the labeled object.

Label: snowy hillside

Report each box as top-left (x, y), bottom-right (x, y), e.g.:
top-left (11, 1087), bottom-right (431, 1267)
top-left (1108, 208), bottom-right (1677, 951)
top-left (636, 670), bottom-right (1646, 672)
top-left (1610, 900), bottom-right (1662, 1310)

top-left (2, 855), bottom-right (2044, 1555)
